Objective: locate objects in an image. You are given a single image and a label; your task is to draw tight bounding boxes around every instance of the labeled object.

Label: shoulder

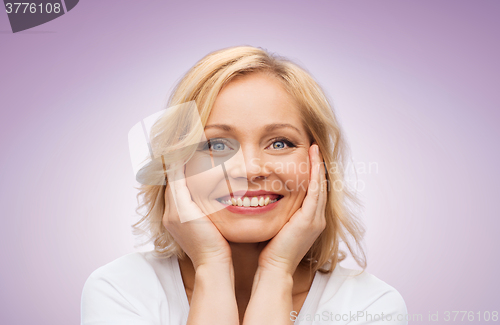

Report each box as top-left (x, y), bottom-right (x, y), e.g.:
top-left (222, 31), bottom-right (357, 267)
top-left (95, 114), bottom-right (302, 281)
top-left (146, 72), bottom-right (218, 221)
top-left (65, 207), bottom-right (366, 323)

top-left (338, 266), bottom-right (407, 308)
top-left (317, 266), bottom-right (408, 324)
top-left (86, 251), bottom-right (160, 280)
top-left (83, 251), bottom-right (162, 294)
top-left (81, 251), bottom-right (175, 325)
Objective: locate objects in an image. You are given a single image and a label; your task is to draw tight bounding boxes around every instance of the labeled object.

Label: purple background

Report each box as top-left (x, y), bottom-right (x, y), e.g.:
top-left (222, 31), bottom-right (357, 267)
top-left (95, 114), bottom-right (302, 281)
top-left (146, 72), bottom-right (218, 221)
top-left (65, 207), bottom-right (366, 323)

top-left (1, 1), bottom-right (499, 324)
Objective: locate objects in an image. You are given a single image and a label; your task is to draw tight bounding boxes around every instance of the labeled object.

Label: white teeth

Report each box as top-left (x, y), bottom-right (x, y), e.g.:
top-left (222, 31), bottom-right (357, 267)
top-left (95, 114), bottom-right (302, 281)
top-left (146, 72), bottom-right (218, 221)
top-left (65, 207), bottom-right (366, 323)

top-left (219, 195), bottom-right (281, 207)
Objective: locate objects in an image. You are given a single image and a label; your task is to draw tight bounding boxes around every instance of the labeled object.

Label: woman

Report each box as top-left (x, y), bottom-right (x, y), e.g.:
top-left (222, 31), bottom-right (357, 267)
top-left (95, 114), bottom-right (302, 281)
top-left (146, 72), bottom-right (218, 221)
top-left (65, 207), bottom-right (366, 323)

top-left (81, 46), bottom-right (407, 325)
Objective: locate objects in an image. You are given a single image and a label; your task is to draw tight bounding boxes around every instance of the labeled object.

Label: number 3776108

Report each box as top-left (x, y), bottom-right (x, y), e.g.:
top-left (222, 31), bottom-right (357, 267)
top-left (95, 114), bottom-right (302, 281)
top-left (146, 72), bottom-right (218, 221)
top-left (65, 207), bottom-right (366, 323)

top-left (5, 2), bottom-right (62, 14)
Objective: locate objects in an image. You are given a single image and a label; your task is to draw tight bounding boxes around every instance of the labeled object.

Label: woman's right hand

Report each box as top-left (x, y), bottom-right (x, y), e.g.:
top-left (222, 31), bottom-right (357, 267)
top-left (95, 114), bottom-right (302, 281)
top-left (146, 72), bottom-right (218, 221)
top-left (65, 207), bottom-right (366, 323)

top-left (165, 163), bottom-right (239, 325)
top-left (163, 162), bottom-right (232, 270)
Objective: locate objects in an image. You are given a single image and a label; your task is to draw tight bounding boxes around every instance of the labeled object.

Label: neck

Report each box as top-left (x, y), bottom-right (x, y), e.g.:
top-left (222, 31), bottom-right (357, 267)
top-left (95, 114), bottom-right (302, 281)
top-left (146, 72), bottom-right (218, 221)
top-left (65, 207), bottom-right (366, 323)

top-left (178, 241), bottom-right (314, 298)
top-left (229, 241), bottom-right (269, 295)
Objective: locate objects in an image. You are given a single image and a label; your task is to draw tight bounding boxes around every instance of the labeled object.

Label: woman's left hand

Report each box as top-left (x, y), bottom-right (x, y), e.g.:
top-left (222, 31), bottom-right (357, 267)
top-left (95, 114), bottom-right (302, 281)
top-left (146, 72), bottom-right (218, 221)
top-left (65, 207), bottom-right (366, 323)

top-left (258, 143), bottom-right (328, 275)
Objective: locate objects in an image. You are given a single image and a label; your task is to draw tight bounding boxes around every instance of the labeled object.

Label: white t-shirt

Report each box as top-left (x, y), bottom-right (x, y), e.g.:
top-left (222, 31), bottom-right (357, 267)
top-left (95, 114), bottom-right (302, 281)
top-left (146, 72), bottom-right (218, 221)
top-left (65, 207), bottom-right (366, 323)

top-left (81, 251), bottom-right (408, 325)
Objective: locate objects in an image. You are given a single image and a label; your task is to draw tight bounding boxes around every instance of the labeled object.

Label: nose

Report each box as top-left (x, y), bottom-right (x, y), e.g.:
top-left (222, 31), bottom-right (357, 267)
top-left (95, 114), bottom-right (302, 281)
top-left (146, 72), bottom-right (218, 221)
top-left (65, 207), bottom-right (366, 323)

top-left (226, 145), bottom-right (271, 182)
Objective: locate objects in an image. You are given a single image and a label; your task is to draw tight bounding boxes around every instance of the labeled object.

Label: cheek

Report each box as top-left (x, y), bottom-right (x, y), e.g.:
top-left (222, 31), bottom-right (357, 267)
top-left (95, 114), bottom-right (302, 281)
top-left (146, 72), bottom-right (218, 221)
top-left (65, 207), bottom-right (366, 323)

top-left (185, 158), bottom-right (226, 200)
top-left (274, 156), bottom-right (310, 194)
top-left (185, 169), bottom-right (212, 199)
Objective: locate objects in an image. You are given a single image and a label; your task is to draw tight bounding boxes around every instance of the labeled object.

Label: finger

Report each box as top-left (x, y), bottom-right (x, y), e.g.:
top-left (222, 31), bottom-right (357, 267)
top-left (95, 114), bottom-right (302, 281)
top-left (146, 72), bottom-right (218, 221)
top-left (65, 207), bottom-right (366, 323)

top-left (165, 162), bottom-right (180, 201)
top-left (165, 162), bottom-right (192, 224)
top-left (315, 150), bottom-right (328, 219)
top-left (165, 165), bottom-right (179, 208)
top-left (318, 149), bottom-right (327, 195)
top-left (299, 145), bottom-right (322, 220)
top-left (164, 181), bottom-right (181, 226)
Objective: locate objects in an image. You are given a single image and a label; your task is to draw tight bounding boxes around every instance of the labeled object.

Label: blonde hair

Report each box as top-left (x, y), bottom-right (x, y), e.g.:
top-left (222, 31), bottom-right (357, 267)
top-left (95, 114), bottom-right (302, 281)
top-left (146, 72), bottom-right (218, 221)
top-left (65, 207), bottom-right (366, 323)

top-left (132, 45), bottom-right (366, 273)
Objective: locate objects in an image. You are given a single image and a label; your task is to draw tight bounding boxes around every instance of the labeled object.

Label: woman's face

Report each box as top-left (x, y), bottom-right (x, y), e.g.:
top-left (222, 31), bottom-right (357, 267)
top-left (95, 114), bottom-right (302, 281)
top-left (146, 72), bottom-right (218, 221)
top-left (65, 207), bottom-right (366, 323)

top-left (185, 72), bottom-right (312, 243)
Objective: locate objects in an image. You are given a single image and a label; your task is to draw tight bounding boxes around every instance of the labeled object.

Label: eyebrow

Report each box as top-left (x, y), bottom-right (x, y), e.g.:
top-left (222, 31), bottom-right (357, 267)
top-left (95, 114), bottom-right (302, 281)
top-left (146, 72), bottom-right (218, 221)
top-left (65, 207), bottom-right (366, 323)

top-left (205, 123), bottom-right (302, 134)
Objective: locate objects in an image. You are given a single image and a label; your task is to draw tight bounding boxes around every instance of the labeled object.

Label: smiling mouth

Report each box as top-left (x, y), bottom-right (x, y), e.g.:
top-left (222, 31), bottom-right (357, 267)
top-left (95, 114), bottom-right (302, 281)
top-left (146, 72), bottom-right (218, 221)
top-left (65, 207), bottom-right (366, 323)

top-left (216, 195), bottom-right (284, 207)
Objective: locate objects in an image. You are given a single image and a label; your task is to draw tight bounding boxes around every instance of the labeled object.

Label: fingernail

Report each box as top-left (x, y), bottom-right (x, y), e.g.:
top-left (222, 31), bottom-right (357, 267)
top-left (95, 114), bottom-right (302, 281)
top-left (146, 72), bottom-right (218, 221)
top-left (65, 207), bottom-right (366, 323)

top-left (314, 145), bottom-right (319, 155)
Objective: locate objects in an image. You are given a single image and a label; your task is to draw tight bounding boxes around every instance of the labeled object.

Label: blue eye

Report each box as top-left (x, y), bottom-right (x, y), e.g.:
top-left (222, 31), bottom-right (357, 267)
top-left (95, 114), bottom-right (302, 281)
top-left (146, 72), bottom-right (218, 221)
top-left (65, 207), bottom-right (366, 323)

top-left (211, 142), bottom-right (226, 151)
top-left (273, 141), bottom-right (286, 149)
top-left (199, 138), bottom-right (234, 152)
top-left (270, 137), bottom-right (296, 150)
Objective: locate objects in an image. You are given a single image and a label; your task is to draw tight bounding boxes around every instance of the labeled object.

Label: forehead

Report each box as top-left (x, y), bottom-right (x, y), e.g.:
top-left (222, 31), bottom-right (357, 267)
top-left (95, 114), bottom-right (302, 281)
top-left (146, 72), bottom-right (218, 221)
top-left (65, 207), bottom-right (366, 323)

top-left (207, 73), bottom-right (304, 133)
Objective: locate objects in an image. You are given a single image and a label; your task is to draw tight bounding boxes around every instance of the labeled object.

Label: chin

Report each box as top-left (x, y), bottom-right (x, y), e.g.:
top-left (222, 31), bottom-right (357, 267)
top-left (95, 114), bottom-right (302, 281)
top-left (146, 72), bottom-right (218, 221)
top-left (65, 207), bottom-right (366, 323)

top-left (219, 226), bottom-right (279, 243)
